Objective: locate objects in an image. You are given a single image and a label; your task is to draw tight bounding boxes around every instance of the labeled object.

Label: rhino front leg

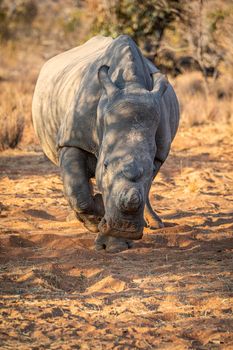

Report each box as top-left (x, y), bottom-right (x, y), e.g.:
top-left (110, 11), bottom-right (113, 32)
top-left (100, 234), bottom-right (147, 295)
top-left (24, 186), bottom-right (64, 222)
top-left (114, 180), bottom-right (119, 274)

top-left (144, 158), bottom-right (164, 229)
top-left (59, 147), bottom-right (104, 232)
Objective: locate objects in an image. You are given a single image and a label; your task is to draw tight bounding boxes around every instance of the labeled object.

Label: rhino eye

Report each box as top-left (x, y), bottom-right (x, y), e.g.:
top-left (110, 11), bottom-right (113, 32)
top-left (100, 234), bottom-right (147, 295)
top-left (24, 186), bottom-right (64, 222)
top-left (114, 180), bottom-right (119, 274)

top-left (104, 160), bottom-right (109, 169)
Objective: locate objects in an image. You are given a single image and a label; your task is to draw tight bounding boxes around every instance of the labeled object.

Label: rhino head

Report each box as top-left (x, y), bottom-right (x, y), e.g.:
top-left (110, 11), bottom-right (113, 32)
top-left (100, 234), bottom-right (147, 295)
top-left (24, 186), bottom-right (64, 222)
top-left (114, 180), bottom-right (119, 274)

top-left (95, 65), bottom-right (168, 240)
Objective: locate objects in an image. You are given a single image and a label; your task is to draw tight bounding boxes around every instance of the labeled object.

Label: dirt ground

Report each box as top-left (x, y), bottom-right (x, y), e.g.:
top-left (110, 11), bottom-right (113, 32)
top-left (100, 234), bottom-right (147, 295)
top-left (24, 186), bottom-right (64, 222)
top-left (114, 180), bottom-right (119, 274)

top-left (0, 122), bottom-right (233, 350)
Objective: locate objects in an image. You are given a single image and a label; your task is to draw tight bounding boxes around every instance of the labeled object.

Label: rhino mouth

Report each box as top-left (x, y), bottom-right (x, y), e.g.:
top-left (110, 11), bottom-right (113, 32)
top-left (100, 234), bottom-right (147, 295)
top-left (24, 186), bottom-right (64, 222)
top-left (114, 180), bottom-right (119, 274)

top-left (98, 216), bottom-right (143, 240)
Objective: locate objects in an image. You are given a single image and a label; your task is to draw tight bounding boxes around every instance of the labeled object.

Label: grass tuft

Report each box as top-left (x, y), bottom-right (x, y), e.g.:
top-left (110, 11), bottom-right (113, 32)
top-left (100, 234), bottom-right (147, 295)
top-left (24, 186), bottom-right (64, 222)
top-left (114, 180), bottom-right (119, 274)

top-left (0, 82), bottom-right (25, 151)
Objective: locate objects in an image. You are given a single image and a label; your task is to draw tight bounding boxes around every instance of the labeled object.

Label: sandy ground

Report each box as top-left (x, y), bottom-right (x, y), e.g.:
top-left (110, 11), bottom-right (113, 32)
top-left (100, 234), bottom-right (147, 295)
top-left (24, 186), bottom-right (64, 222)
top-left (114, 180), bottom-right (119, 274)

top-left (0, 122), bottom-right (233, 349)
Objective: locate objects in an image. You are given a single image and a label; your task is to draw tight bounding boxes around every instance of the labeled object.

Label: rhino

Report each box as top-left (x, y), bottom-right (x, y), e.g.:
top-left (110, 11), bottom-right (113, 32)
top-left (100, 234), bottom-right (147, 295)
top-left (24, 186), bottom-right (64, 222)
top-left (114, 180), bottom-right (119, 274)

top-left (32, 35), bottom-right (179, 252)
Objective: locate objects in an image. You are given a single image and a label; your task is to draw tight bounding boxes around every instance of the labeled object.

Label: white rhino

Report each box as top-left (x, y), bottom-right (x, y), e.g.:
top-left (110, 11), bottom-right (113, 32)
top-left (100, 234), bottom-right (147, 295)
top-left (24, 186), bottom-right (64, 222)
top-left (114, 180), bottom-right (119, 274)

top-left (32, 35), bottom-right (179, 252)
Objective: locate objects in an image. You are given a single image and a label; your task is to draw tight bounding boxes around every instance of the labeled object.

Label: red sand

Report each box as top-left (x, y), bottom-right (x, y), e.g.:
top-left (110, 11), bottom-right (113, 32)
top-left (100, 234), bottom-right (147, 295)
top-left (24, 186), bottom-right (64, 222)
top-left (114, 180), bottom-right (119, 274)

top-left (0, 123), bottom-right (233, 349)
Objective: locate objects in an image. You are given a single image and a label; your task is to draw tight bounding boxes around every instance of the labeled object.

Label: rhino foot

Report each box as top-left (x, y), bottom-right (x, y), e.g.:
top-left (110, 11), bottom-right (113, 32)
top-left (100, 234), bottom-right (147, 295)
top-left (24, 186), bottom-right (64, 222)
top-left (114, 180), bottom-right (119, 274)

top-left (144, 214), bottom-right (164, 229)
top-left (66, 211), bottom-right (101, 232)
top-left (78, 213), bottom-right (102, 233)
top-left (144, 204), bottom-right (164, 229)
top-left (95, 234), bottom-right (133, 253)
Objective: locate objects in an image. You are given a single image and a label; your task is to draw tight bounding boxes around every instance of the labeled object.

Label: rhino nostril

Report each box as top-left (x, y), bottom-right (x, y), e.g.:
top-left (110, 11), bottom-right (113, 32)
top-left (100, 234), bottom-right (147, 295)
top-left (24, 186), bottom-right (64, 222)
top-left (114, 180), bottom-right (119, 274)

top-left (119, 188), bottom-right (142, 213)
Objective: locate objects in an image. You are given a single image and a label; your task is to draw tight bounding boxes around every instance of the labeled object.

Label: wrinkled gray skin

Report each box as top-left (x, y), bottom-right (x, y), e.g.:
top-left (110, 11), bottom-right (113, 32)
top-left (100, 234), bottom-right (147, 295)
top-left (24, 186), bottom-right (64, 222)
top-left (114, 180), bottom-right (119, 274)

top-left (32, 35), bottom-right (179, 253)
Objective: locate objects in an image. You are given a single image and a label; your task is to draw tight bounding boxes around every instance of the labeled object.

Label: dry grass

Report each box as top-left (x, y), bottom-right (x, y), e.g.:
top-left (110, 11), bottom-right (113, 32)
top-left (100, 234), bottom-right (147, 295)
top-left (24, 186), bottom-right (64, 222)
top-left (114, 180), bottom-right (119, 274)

top-left (173, 72), bottom-right (233, 127)
top-left (0, 42), bottom-right (39, 149)
top-left (0, 82), bottom-right (25, 151)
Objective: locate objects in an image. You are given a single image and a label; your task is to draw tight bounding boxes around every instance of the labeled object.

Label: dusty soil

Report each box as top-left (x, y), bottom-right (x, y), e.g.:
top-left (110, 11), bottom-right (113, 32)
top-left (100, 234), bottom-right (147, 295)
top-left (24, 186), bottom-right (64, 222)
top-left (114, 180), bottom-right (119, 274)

top-left (0, 123), bottom-right (233, 349)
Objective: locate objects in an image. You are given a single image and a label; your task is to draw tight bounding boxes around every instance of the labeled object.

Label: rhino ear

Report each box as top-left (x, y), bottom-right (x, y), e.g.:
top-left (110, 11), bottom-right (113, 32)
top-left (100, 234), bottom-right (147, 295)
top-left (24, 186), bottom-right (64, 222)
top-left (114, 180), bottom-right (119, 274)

top-left (151, 72), bottom-right (169, 99)
top-left (98, 65), bottom-right (119, 99)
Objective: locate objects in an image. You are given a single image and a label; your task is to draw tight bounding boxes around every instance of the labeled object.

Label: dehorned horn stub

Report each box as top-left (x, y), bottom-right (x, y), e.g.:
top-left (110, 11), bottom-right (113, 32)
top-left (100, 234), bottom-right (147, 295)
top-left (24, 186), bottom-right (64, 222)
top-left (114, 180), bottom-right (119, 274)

top-left (98, 65), bottom-right (119, 99)
top-left (151, 72), bottom-right (169, 99)
top-left (123, 62), bottom-right (138, 82)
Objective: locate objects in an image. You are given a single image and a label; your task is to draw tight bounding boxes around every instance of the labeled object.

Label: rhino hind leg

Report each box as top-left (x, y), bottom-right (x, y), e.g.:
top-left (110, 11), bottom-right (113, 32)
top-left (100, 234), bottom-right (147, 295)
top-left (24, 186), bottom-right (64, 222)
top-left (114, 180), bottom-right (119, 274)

top-left (59, 147), bottom-right (104, 232)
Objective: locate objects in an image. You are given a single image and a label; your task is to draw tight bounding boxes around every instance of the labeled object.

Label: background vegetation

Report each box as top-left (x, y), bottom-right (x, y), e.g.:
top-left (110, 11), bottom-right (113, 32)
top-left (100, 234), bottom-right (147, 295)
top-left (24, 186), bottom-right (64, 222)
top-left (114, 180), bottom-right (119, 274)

top-left (0, 0), bottom-right (232, 150)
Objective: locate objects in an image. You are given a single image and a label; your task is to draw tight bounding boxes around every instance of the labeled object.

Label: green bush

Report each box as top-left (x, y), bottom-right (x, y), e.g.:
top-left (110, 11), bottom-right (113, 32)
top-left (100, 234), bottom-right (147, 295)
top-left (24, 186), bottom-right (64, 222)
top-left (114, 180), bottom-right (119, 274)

top-left (91, 0), bottom-right (182, 54)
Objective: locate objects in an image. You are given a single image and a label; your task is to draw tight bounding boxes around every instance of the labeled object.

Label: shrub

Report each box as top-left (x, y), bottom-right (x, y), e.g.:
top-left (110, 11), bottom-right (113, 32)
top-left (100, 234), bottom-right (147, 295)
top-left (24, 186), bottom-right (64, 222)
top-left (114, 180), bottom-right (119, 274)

top-left (0, 0), bottom-right (37, 40)
top-left (89, 0), bottom-right (182, 54)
